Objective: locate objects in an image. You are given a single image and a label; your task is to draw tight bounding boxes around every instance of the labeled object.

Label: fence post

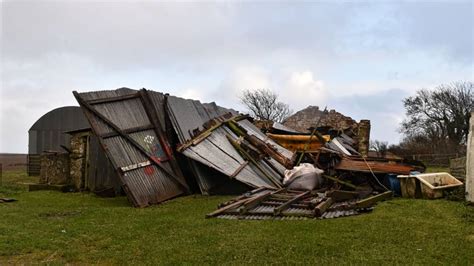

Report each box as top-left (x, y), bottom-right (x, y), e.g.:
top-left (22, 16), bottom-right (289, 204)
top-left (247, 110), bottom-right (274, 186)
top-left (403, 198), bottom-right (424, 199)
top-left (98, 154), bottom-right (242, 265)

top-left (466, 111), bottom-right (474, 203)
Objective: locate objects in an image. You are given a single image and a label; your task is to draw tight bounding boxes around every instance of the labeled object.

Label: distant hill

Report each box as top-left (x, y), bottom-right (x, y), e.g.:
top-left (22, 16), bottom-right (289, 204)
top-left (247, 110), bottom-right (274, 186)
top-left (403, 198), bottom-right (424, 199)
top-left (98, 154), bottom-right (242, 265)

top-left (0, 153), bottom-right (27, 171)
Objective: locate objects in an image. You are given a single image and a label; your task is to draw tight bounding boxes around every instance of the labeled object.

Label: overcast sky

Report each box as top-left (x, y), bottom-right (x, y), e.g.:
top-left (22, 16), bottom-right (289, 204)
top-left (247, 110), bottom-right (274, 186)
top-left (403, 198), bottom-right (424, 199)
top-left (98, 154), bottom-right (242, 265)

top-left (1, 0), bottom-right (473, 153)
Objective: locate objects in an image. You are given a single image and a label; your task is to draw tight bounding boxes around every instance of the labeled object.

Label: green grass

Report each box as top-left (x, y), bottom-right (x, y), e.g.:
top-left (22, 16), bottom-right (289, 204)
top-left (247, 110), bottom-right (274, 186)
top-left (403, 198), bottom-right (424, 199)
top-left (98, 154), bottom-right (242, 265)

top-left (1, 170), bottom-right (473, 265)
top-left (424, 166), bottom-right (450, 173)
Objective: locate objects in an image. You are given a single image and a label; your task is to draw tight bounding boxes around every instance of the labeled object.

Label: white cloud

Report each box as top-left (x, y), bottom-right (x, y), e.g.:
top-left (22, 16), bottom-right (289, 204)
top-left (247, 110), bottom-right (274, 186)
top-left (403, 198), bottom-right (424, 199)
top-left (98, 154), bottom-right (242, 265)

top-left (280, 70), bottom-right (328, 111)
top-left (215, 66), bottom-right (272, 109)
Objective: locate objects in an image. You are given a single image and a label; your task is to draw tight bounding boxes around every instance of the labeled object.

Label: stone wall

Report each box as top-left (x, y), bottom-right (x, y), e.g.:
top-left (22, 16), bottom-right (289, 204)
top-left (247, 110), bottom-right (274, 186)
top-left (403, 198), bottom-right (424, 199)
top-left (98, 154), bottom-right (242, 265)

top-left (358, 120), bottom-right (371, 156)
top-left (70, 132), bottom-right (88, 191)
top-left (283, 106), bottom-right (358, 133)
top-left (39, 152), bottom-right (70, 185)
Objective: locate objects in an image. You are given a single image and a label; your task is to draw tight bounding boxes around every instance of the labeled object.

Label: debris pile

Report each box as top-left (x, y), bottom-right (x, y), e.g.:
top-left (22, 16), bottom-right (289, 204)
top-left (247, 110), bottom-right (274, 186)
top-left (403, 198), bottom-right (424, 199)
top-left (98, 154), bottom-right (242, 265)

top-left (68, 87), bottom-right (461, 219)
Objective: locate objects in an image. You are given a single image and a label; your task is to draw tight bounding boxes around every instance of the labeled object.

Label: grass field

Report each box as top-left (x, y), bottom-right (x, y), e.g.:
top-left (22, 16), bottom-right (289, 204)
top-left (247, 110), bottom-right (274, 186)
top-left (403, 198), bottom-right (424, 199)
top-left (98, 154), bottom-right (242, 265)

top-left (1, 170), bottom-right (473, 265)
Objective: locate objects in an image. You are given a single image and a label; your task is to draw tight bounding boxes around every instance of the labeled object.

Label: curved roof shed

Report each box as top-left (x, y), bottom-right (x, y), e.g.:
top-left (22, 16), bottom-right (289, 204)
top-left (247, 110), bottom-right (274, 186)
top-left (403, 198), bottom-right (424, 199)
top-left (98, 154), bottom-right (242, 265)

top-left (28, 106), bottom-right (89, 154)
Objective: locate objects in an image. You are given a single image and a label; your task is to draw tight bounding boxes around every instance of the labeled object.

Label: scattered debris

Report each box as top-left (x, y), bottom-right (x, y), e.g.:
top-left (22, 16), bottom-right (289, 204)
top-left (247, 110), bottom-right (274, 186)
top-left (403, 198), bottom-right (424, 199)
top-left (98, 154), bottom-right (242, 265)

top-left (0, 198), bottom-right (17, 203)
top-left (207, 188), bottom-right (388, 220)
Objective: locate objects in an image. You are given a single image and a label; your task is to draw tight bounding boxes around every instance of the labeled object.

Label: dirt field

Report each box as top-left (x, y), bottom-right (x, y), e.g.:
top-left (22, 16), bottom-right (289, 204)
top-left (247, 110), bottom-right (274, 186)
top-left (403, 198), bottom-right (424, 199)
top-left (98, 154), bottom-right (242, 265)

top-left (0, 154), bottom-right (27, 171)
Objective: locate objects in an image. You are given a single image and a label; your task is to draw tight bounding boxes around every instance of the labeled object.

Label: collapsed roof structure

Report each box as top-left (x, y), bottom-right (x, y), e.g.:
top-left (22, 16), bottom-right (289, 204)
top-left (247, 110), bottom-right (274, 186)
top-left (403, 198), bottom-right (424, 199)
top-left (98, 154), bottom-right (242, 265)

top-left (69, 87), bottom-right (431, 218)
top-left (74, 88), bottom-right (295, 207)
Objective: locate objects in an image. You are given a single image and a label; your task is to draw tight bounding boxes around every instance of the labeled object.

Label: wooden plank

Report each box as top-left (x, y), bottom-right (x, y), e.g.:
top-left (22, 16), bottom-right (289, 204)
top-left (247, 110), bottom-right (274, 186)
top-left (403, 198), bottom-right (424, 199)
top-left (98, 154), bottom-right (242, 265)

top-left (206, 197), bottom-right (251, 218)
top-left (140, 89), bottom-right (189, 193)
top-left (238, 189), bottom-right (285, 214)
top-left (336, 157), bottom-right (415, 175)
top-left (238, 190), bottom-right (274, 214)
top-left (226, 134), bottom-right (282, 188)
top-left (230, 161), bottom-right (249, 179)
top-left (227, 120), bottom-right (294, 169)
top-left (87, 93), bottom-right (139, 105)
top-left (313, 197), bottom-right (333, 217)
top-left (274, 191), bottom-right (311, 215)
top-left (327, 190), bottom-right (360, 202)
top-left (100, 124), bottom-right (155, 139)
top-left (323, 175), bottom-right (357, 189)
top-left (355, 191), bottom-right (392, 208)
top-left (217, 187), bottom-right (267, 208)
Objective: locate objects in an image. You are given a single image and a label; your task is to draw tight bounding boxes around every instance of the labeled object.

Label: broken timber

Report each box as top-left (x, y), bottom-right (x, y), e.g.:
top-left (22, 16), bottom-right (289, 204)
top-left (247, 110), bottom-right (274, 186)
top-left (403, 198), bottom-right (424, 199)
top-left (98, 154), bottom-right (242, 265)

top-left (336, 157), bottom-right (416, 175)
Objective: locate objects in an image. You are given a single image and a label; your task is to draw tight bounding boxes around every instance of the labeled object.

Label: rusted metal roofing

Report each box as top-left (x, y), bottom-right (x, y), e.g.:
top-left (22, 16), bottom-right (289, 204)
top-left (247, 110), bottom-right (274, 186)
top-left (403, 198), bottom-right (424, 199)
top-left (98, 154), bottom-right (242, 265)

top-left (74, 88), bottom-right (189, 207)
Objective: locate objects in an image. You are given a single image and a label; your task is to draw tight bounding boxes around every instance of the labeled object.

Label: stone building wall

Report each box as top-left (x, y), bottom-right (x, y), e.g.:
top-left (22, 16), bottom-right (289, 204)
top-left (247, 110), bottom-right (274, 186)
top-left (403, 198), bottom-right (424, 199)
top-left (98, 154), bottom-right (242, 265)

top-left (39, 152), bottom-right (70, 185)
top-left (283, 106), bottom-right (358, 133)
top-left (70, 132), bottom-right (88, 191)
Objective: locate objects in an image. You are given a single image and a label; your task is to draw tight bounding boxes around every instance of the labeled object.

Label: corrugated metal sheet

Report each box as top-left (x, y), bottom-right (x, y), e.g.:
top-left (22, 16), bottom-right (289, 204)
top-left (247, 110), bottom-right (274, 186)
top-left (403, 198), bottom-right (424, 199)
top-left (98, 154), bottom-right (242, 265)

top-left (166, 95), bottom-right (294, 194)
top-left (181, 126), bottom-right (279, 190)
top-left (166, 95), bottom-right (243, 194)
top-left (166, 95), bottom-right (237, 143)
top-left (86, 134), bottom-right (121, 193)
top-left (74, 88), bottom-right (189, 207)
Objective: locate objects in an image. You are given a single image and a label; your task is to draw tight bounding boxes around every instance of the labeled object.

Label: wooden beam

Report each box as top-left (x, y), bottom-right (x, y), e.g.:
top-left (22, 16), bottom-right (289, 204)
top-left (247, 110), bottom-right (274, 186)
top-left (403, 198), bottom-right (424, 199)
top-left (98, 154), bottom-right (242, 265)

top-left (355, 191), bottom-right (392, 208)
top-left (87, 93), bottom-right (139, 105)
top-left (230, 161), bottom-right (249, 179)
top-left (313, 197), bottom-right (333, 217)
top-left (139, 89), bottom-right (189, 193)
top-left (326, 190), bottom-right (360, 202)
top-left (227, 120), bottom-right (294, 169)
top-left (100, 124), bottom-right (155, 139)
top-left (206, 197), bottom-right (251, 218)
top-left (226, 134), bottom-right (282, 188)
top-left (237, 189), bottom-right (285, 214)
top-left (336, 157), bottom-right (415, 175)
top-left (274, 191), bottom-right (310, 215)
top-left (237, 190), bottom-right (274, 214)
top-left (323, 175), bottom-right (357, 189)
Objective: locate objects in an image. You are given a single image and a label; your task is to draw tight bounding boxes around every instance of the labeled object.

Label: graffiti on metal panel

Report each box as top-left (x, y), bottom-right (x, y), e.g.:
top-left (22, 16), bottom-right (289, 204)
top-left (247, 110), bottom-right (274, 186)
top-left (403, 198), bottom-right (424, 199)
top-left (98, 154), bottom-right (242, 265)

top-left (143, 135), bottom-right (166, 176)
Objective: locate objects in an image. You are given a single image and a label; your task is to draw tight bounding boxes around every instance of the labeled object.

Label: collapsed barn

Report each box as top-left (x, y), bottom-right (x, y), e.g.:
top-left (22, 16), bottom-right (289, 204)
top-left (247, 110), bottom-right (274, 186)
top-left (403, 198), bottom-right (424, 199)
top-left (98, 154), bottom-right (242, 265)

top-left (31, 87), bottom-right (463, 219)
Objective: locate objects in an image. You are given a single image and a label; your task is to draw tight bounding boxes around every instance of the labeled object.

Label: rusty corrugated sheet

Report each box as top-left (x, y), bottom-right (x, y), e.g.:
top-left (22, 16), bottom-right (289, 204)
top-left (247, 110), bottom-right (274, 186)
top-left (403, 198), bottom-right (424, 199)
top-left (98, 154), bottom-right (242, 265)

top-left (335, 157), bottom-right (416, 175)
top-left (74, 88), bottom-right (189, 207)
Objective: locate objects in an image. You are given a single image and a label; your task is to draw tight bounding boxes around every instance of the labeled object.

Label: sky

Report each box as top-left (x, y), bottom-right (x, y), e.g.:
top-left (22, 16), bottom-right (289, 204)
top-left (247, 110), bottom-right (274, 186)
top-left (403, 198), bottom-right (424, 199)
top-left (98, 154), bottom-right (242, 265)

top-left (1, 0), bottom-right (473, 153)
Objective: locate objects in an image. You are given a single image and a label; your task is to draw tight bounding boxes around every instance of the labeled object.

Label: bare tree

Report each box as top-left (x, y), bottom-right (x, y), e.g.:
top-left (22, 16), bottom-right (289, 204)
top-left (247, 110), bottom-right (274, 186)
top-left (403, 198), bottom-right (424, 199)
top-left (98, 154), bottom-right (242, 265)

top-left (401, 81), bottom-right (473, 153)
top-left (240, 89), bottom-right (293, 122)
top-left (370, 140), bottom-right (388, 157)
